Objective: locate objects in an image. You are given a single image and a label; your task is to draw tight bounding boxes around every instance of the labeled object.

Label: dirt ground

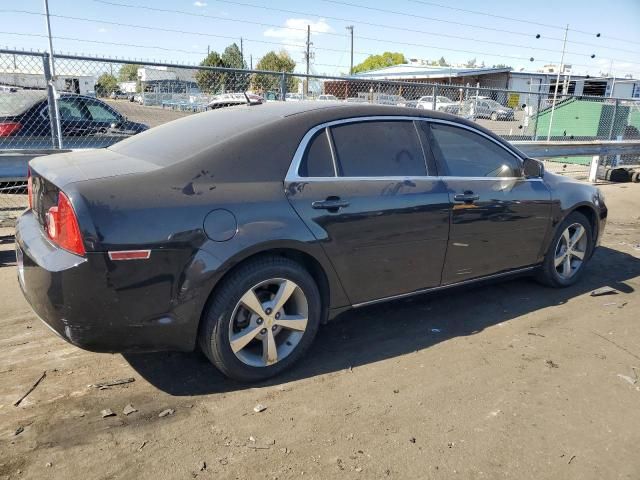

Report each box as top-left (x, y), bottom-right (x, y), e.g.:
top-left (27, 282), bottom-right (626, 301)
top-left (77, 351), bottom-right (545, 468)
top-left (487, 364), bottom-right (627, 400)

top-left (0, 183), bottom-right (639, 480)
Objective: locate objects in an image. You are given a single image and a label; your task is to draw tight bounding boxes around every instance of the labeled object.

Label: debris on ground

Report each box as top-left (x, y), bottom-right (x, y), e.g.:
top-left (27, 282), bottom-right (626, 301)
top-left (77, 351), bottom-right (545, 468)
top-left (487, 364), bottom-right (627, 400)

top-left (123, 404), bottom-right (138, 415)
top-left (409, 437), bottom-right (416, 443)
top-left (14, 426), bottom-right (24, 436)
top-left (590, 286), bottom-right (618, 297)
top-left (90, 377), bottom-right (135, 389)
top-left (568, 455), bottom-right (576, 464)
top-left (253, 403), bottom-right (267, 413)
top-left (198, 461), bottom-right (206, 472)
top-left (158, 408), bottom-right (175, 418)
top-left (137, 441), bottom-right (147, 452)
top-left (546, 360), bottom-right (559, 369)
top-left (528, 332), bottom-right (545, 338)
top-left (45, 462), bottom-right (52, 468)
top-left (13, 371), bottom-right (46, 407)
top-left (101, 409), bottom-right (116, 418)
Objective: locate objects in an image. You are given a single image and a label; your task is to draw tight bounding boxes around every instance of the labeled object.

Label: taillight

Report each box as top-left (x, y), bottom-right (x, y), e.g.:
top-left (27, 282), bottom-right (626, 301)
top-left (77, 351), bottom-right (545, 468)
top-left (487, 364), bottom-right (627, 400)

top-left (45, 191), bottom-right (85, 256)
top-left (27, 168), bottom-right (33, 210)
top-left (0, 121), bottom-right (21, 136)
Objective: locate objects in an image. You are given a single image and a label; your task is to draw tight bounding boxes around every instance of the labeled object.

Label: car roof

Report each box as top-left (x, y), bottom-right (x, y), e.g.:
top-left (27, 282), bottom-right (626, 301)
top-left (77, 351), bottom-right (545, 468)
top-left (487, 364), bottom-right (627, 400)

top-left (108, 101), bottom-right (518, 183)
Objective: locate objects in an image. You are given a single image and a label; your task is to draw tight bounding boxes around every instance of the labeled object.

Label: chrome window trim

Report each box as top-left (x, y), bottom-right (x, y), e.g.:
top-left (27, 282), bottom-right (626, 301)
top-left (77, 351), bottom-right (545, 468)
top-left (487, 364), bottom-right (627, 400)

top-left (325, 127), bottom-right (339, 176)
top-left (285, 115), bottom-right (528, 183)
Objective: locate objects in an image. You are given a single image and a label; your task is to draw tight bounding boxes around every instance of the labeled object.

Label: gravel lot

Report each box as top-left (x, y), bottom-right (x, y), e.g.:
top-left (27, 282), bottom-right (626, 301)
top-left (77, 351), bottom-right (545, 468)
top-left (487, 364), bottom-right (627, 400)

top-left (1, 183), bottom-right (639, 480)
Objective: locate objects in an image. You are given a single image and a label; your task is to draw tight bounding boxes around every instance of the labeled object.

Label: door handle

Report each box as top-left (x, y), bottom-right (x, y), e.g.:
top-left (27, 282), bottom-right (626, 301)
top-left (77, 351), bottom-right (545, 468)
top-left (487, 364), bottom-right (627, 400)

top-left (312, 197), bottom-right (350, 212)
top-left (453, 192), bottom-right (480, 204)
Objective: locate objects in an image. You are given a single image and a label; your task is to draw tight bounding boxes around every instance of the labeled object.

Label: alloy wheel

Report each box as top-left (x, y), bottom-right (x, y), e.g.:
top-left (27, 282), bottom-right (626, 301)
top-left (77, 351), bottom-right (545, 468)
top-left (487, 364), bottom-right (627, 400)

top-left (554, 223), bottom-right (588, 280)
top-left (228, 278), bottom-right (308, 367)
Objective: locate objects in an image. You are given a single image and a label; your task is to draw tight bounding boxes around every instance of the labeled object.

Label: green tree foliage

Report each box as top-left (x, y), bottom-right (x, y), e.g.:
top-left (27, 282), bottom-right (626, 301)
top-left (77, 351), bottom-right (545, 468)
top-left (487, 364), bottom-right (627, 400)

top-left (195, 51), bottom-right (226, 94)
top-left (95, 73), bottom-right (118, 97)
top-left (251, 50), bottom-right (296, 93)
top-left (465, 58), bottom-right (477, 68)
top-left (438, 57), bottom-right (448, 66)
top-left (221, 43), bottom-right (249, 91)
top-left (118, 64), bottom-right (140, 81)
top-left (352, 52), bottom-right (406, 73)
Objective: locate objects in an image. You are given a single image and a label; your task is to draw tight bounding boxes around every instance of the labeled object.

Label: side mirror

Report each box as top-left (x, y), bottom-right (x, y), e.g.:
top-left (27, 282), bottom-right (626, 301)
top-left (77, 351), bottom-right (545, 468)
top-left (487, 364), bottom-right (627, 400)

top-left (523, 157), bottom-right (544, 178)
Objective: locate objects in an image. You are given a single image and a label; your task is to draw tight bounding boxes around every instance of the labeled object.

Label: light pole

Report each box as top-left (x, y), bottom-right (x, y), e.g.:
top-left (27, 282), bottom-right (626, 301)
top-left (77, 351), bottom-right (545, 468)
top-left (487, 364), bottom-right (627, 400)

top-left (346, 25), bottom-right (354, 75)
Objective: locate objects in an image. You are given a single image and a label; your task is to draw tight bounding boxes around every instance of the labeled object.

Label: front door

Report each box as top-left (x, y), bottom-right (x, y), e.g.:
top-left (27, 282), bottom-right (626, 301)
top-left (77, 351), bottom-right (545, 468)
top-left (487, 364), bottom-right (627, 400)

top-left (286, 119), bottom-right (450, 305)
top-left (424, 121), bottom-right (553, 284)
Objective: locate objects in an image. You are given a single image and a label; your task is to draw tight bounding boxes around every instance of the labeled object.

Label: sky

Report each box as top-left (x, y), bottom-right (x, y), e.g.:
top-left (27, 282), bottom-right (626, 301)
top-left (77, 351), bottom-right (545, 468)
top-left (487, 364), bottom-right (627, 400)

top-left (1, 0), bottom-right (639, 77)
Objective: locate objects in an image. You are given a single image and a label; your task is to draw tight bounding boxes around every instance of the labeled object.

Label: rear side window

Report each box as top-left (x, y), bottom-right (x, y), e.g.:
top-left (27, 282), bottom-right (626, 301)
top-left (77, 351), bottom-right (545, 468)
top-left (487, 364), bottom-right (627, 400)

top-left (428, 123), bottom-right (521, 177)
top-left (330, 121), bottom-right (426, 177)
top-left (299, 129), bottom-right (335, 177)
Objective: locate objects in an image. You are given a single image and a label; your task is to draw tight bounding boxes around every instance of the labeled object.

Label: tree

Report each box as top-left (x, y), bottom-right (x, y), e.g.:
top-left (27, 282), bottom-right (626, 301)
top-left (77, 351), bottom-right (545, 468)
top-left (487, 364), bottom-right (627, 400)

top-left (352, 52), bottom-right (406, 73)
top-left (465, 58), bottom-right (477, 68)
top-left (95, 73), bottom-right (118, 97)
top-left (251, 50), bottom-right (296, 93)
top-left (118, 64), bottom-right (140, 81)
top-left (221, 43), bottom-right (249, 91)
top-left (195, 51), bottom-right (226, 94)
top-left (438, 57), bottom-right (448, 66)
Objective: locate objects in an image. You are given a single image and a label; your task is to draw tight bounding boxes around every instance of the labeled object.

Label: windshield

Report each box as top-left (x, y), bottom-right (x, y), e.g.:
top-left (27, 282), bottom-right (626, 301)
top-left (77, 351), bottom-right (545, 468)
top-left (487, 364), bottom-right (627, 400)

top-left (437, 96), bottom-right (453, 102)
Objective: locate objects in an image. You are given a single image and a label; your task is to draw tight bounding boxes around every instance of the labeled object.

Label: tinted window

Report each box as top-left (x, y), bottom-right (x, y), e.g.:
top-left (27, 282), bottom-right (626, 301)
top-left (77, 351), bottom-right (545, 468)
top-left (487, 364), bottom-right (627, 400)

top-left (330, 121), bottom-right (426, 177)
top-left (429, 123), bottom-right (521, 177)
top-left (58, 98), bottom-right (86, 121)
top-left (299, 129), bottom-right (335, 177)
top-left (84, 100), bottom-right (120, 122)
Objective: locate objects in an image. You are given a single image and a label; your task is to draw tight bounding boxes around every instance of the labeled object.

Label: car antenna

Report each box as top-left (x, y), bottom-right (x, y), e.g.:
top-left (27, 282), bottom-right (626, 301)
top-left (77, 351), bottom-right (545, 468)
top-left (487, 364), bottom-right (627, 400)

top-left (243, 91), bottom-right (258, 106)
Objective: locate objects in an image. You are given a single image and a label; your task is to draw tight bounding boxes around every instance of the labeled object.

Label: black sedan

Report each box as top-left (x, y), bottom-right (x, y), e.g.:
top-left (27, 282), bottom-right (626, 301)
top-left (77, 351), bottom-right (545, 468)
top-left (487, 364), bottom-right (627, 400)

top-left (16, 103), bottom-right (607, 381)
top-left (0, 91), bottom-right (147, 144)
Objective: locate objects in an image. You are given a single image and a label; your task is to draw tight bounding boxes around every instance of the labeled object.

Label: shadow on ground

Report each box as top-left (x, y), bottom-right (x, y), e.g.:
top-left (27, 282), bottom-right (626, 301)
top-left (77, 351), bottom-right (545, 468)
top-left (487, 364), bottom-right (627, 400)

top-left (112, 246), bottom-right (640, 395)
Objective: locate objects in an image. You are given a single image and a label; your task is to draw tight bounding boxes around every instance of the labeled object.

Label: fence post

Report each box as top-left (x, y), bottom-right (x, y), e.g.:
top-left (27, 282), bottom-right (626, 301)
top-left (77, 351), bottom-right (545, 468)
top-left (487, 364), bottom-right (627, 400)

top-left (608, 98), bottom-right (619, 140)
top-left (432, 84), bottom-right (437, 111)
top-left (588, 155), bottom-right (599, 183)
top-left (42, 52), bottom-right (62, 149)
top-left (280, 72), bottom-right (287, 101)
top-left (533, 93), bottom-right (541, 141)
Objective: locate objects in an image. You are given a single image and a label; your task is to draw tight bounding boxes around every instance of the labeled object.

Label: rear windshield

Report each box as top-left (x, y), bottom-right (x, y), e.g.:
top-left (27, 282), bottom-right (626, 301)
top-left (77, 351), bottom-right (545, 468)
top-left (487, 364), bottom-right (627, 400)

top-left (108, 106), bottom-right (281, 167)
top-left (0, 91), bottom-right (46, 116)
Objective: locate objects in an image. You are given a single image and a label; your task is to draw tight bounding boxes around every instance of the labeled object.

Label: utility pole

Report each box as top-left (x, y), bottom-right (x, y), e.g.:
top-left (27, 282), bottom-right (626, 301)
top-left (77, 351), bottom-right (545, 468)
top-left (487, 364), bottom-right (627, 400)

top-left (240, 37), bottom-right (244, 65)
top-left (207, 45), bottom-right (210, 56)
top-left (547, 24), bottom-right (569, 141)
top-left (305, 24), bottom-right (312, 96)
top-left (250, 54), bottom-right (253, 70)
top-left (346, 25), bottom-right (354, 75)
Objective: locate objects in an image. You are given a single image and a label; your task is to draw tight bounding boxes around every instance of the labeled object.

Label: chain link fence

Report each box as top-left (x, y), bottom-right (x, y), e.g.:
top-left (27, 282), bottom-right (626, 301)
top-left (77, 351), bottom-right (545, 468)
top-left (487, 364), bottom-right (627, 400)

top-left (2, 49), bottom-right (640, 224)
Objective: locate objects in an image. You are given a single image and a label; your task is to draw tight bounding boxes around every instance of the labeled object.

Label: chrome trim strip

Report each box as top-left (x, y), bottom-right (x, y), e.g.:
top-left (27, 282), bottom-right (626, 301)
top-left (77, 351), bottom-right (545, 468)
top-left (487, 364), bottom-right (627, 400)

top-left (285, 115), bottom-right (526, 183)
top-left (351, 266), bottom-right (537, 308)
top-left (325, 127), bottom-right (339, 176)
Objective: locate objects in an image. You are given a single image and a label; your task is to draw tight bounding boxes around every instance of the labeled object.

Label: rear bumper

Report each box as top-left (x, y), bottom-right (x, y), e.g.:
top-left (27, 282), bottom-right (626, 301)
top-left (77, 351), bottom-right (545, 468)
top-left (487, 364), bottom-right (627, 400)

top-left (15, 210), bottom-right (199, 353)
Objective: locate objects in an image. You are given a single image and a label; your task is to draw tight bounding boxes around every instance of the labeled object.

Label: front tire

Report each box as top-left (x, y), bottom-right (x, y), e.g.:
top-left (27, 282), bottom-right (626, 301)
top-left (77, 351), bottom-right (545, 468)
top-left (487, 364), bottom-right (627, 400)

top-left (199, 256), bottom-right (322, 382)
top-left (536, 211), bottom-right (593, 287)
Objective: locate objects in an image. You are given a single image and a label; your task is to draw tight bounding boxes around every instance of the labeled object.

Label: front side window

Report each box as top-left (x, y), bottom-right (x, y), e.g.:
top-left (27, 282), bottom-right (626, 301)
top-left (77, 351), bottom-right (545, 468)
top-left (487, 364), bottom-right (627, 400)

top-left (57, 98), bottom-right (86, 121)
top-left (330, 121), bottom-right (426, 177)
top-left (84, 99), bottom-right (121, 123)
top-left (299, 129), bottom-right (335, 177)
top-left (428, 123), bottom-right (521, 178)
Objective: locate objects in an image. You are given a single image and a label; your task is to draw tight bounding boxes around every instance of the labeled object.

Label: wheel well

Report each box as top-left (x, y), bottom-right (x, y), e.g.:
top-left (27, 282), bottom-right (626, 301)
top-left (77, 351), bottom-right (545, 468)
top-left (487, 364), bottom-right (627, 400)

top-left (202, 248), bottom-right (331, 326)
top-left (573, 205), bottom-right (597, 237)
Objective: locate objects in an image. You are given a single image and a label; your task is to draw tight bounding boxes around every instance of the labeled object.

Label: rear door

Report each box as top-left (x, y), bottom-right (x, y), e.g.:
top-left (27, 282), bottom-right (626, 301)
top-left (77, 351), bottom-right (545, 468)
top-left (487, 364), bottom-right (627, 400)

top-left (285, 118), bottom-right (450, 305)
top-left (423, 121), bottom-right (552, 284)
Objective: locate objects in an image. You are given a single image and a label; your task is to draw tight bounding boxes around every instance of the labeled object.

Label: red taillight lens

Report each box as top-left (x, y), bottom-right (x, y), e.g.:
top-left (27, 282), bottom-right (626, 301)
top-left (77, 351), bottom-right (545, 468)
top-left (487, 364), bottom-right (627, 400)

top-left (45, 191), bottom-right (85, 256)
top-left (0, 121), bottom-right (21, 136)
top-left (27, 168), bottom-right (33, 210)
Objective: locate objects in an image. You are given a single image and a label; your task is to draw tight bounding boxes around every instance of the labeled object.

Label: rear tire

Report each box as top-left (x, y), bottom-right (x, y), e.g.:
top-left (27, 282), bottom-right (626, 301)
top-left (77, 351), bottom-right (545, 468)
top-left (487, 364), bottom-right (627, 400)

top-left (199, 256), bottom-right (321, 382)
top-left (536, 211), bottom-right (593, 288)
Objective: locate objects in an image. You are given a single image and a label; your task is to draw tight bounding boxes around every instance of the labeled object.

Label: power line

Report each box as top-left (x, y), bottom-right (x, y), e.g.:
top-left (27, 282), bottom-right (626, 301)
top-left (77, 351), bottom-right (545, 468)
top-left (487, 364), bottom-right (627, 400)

top-left (322, 0), bottom-right (640, 54)
top-left (0, 10), bottom-right (374, 57)
top-left (82, 2), bottom-right (639, 69)
top-left (92, 0), bottom-right (345, 38)
top-left (205, 0), bottom-right (640, 56)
